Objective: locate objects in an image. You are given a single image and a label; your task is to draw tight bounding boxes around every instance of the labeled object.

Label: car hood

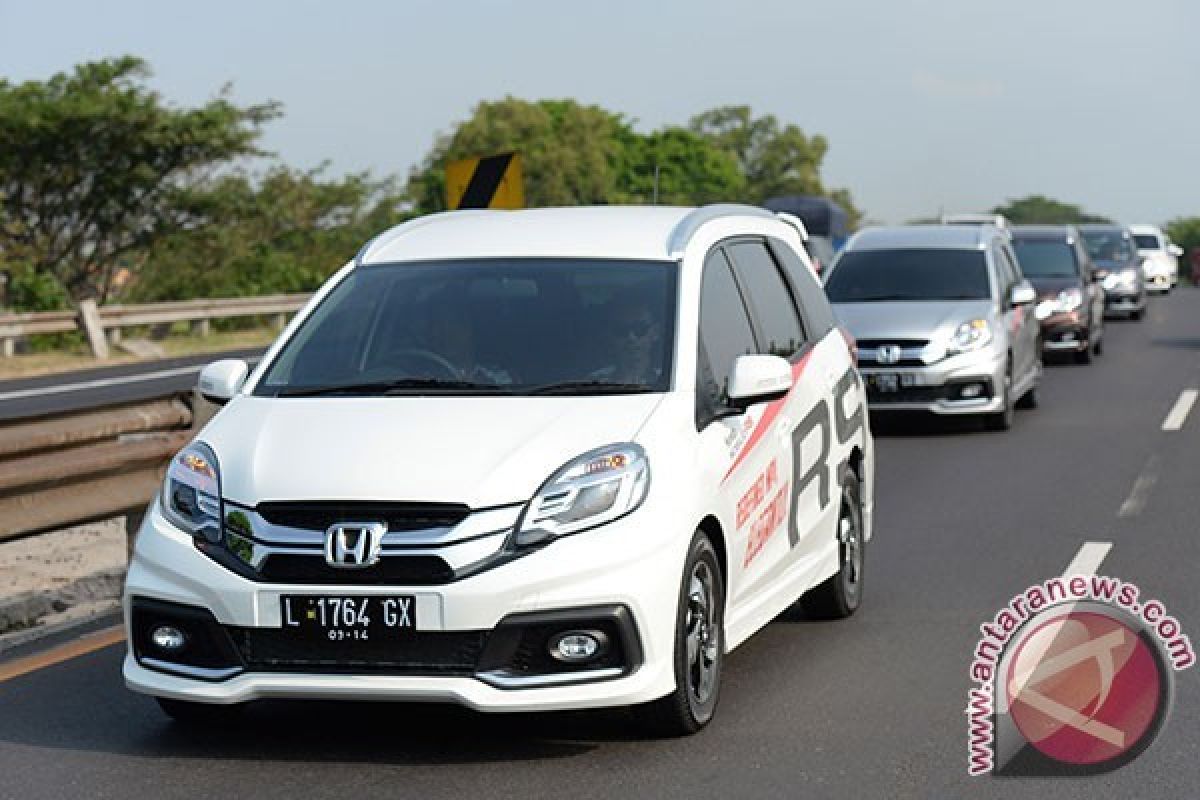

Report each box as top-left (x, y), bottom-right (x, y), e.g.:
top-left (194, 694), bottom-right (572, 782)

top-left (1027, 276), bottom-right (1081, 298)
top-left (200, 394), bottom-right (664, 508)
top-left (832, 299), bottom-right (995, 342)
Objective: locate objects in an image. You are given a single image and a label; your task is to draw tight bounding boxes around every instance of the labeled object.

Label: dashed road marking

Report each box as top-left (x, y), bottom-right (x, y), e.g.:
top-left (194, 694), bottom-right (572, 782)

top-left (1162, 388), bottom-right (1198, 431)
top-left (1118, 455), bottom-right (1160, 518)
top-left (1062, 541), bottom-right (1112, 577)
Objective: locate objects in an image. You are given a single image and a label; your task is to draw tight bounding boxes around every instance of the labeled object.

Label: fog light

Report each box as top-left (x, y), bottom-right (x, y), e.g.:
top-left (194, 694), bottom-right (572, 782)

top-left (150, 625), bottom-right (186, 652)
top-left (960, 383), bottom-right (984, 399)
top-left (549, 631), bottom-right (607, 663)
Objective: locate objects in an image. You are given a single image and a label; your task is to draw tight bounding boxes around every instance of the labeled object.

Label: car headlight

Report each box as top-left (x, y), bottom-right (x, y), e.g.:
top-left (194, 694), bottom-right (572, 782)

top-left (1035, 288), bottom-right (1083, 318)
top-left (948, 318), bottom-right (993, 354)
top-left (161, 442), bottom-right (223, 543)
top-left (513, 443), bottom-right (650, 547)
top-left (1101, 273), bottom-right (1120, 291)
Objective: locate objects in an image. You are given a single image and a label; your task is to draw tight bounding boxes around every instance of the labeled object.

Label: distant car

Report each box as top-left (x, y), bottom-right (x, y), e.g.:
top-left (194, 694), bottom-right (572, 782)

top-left (1011, 226), bottom-right (1107, 363)
top-left (1078, 225), bottom-right (1146, 321)
top-left (1130, 224), bottom-right (1181, 291)
top-left (825, 224), bottom-right (1041, 430)
top-left (941, 213), bottom-right (1011, 231)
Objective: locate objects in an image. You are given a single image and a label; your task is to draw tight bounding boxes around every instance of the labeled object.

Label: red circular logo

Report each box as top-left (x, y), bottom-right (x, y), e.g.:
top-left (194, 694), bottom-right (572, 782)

top-left (1006, 610), bottom-right (1163, 766)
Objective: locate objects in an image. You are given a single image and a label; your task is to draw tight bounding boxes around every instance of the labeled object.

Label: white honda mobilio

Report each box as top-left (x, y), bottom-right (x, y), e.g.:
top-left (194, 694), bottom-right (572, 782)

top-left (123, 204), bottom-right (875, 735)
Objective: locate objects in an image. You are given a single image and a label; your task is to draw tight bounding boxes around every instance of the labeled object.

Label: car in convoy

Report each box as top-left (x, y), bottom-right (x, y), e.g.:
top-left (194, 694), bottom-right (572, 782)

top-left (123, 205), bottom-right (874, 736)
top-left (824, 224), bottom-right (1040, 430)
top-left (1010, 225), bottom-right (1106, 363)
top-left (1078, 224), bottom-right (1147, 321)
top-left (1130, 224), bottom-right (1182, 292)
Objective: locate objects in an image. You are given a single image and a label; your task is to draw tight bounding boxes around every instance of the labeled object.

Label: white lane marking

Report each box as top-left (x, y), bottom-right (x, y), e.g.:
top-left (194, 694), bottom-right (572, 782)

top-left (1118, 455), bottom-right (1160, 518)
top-left (1162, 388), bottom-right (1198, 431)
top-left (0, 358), bottom-right (260, 402)
top-left (1062, 541), bottom-right (1112, 577)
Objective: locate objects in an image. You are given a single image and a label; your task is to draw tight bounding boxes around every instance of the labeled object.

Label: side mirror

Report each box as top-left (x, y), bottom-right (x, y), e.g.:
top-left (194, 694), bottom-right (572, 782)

top-left (1010, 281), bottom-right (1037, 307)
top-left (198, 359), bottom-right (249, 405)
top-left (727, 354), bottom-right (793, 411)
top-left (1168, 244), bottom-right (1184, 258)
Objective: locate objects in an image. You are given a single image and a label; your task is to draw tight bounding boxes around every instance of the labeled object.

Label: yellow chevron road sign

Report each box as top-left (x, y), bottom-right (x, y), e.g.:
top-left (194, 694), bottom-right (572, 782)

top-left (445, 152), bottom-right (524, 210)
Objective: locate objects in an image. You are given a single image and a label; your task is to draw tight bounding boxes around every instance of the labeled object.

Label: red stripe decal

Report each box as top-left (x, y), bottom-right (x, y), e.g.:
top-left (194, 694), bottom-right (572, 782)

top-left (721, 351), bottom-right (813, 483)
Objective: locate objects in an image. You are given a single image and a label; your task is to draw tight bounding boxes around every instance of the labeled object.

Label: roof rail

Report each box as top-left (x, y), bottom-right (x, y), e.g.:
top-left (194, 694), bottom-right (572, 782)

top-left (666, 204), bottom-right (776, 256)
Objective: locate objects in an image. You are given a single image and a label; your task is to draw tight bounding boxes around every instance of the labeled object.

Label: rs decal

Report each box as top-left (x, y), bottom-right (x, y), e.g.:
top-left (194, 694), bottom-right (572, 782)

top-left (788, 367), bottom-right (864, 546)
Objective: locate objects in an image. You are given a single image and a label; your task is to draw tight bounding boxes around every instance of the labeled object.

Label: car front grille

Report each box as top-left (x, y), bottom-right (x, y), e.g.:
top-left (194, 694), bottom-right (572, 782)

top-left (255, 502), bottom-right (469, 532)
top-left (257, 554), bottom-right (456, 585)
top-left (229, 628), bottom-right (488, 675)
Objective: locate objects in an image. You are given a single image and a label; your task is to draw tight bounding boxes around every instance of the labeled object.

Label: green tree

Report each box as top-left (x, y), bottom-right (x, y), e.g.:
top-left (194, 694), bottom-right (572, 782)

top-left (1165, 217), bottom-right (1200, 256)
top-left (991, 195), bottom-right (1110, 225)
top-left (688, 105), bottom-right (861, 226)
top-left (0, 56), bottom-right (280, 306)
top-left (133, 166), bottom-right (409, 302)
top-left (613, 126), bottom-right (744, 205)
top-left (408, 97), bottom-right (627, 212)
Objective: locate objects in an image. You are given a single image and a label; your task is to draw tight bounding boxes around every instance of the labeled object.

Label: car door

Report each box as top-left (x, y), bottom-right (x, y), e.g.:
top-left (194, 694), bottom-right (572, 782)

top-left (721, 239), bottom-right (834, 596)
top-left (996, 241), bottom-right (1038, 382)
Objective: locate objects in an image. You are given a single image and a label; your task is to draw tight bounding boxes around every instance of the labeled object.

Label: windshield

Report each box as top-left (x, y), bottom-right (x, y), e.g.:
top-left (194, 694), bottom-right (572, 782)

top-left (1133, 234), bottom-right (1160, 250)
top-left (824, 249), bottom-right (990, 302)
top-left (1080, 231), bottom-right (1136, 264)
top-left (255, 258), bottom-right (677, 397)
top-left (1011, 239), bottom-right (1079, 277)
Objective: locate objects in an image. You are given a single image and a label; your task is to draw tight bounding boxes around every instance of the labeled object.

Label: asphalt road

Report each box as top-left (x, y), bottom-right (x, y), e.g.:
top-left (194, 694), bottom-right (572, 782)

top-left (0, 348), bottom-right (265, 422)
top-left (1, 289), bottom-right (1197, 799)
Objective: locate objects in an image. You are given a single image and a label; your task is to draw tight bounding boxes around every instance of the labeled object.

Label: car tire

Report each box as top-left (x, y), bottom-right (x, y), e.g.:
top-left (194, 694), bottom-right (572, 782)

top-left (1074, 341), bottom-right (1092, 364)
top-left (156, 697), bottom-right (242, 727)
top-left (803, 466), bottom-right (865, 619)
top-left (1131, 308), bottom-right (1144, 321)
top-left (1016, 383), bottom-right (1038, 410)
top-left (984, 365), bottom-right (1013, 431)
top-left (1093, 333), bottom-right (1104, 356)
top-left (635, 530), bottom-right (724, 737)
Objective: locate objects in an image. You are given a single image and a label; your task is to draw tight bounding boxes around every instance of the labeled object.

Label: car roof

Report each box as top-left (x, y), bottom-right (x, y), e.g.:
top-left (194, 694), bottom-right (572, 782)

top-left (1011, 224), bottom-right (1080, 241)
top-left (356, 205), bottom-right (780, 265)
top-left (1076, 224), bottom-right (1126, 232)
top-left (845, 224), bottom-right (996, 251)
top-left (1128, 224), bottom-right (1162, 236)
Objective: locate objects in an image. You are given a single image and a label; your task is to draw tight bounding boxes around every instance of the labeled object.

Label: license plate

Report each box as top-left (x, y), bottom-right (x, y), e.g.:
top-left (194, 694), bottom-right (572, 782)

top-left (868, 373), bottom-right (922, 392)
top-left (281, 595), bottom-right (416, 642)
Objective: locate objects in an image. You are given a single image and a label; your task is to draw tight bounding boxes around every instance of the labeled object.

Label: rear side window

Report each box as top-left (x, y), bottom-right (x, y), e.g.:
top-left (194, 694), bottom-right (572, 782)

top-left (697, 250), bottom-right (757, 422)
top-left (767, 238), bottom-right (836, 339)
top-left (725, 241), bottom-right (806, 358)
top-left (1133, 234), bottom-right (1160, 250)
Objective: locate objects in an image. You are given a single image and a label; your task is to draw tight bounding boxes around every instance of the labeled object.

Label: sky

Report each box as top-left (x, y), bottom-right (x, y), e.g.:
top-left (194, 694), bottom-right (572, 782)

top-left (2, 0), bottom-right (1197, 225)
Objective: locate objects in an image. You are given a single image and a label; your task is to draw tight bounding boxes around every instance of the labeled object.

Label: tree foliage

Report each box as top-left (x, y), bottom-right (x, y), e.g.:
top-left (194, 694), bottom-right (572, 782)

top-left (1165, 217), bottom-right (1200, 260)
top-left (991, 195), bottom-right (1110, 225)
top-left (408, 98), bottom-right (856, 223)
top-left (133, 166), bottom-right (410, 302)
top-left (0, 56), bottom-right (280, 305)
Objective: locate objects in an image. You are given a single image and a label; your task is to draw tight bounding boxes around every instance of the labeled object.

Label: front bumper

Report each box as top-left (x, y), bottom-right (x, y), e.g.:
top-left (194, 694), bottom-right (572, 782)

top-left (123, 499), bottom-right (685, 711)
top-left (859, 349), bottom-right (1006, 415)
top-left (1105, 290), bottom-right (1145, 315)
top-left (1039, 312), bottom-right (1089, 352)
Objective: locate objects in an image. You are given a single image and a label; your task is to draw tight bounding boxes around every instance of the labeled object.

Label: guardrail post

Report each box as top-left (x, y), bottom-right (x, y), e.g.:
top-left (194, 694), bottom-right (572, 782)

top-left (273, 313), bottom-right (287, 330)
top-left (1, 337), bottom-right (13, 358)
top-left (78, 299), bottom-right (110, 360)
top-left (107, 327), bottom-right (122, 346)
top-left (192, 319), bottom-right (211, 337)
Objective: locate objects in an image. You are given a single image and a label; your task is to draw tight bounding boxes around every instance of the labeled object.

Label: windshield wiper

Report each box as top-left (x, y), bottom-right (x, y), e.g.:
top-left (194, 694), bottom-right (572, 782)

top-left (526, 380), bottom-right (655, 396)
top-left (278, 378), bottom-right (512, 397)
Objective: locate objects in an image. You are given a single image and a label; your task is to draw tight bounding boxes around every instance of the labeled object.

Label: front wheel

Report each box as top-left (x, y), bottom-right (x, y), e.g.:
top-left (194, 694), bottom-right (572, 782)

top-left (803, 466), bottom-right (865, 619)
top-left (635, 531), bottom-right (724, 737)
top-left (984, 364), bottom-right (1013, 431)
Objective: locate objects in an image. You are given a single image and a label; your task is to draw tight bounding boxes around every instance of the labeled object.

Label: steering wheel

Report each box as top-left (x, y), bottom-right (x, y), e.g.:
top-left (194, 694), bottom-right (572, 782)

top-left (383, 347), bottom-right (461, 380)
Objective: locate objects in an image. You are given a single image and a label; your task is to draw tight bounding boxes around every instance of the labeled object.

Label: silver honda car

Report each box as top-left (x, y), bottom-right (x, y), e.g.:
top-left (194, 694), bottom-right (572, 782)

top-left (824, 225), bottom-right (1041, 431)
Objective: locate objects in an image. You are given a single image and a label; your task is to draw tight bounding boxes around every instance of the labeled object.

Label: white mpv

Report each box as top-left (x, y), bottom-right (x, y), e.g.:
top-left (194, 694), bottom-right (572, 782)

top-left (123, 205), bottom-right (875, 735)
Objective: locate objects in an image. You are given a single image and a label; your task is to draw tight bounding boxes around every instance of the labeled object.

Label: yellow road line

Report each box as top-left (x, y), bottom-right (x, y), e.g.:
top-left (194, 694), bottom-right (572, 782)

top-left (0, 625), bottom-right (125, 683)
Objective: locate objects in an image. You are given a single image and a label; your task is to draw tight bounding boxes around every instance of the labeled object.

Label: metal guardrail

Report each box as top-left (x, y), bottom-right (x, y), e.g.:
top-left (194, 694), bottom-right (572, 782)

top-left (0, 396), bottom-right (195, 545)
top-left (0, 293), bottom-right (310, 359)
